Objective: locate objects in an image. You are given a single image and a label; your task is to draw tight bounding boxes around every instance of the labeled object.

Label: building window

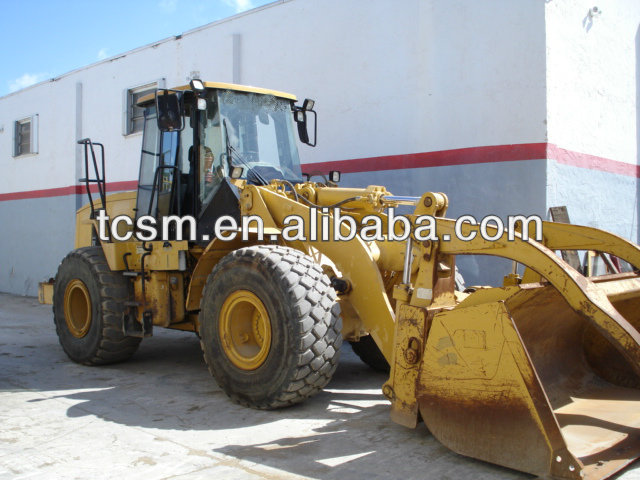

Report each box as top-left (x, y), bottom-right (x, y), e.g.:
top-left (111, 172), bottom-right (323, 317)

top-left (125, 83), bottom-right (156, 135)
top-left (13, 115), bottom-right (38, 156)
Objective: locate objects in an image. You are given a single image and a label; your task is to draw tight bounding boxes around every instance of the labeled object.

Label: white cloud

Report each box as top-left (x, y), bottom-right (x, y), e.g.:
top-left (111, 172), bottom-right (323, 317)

top-left (223, 0), bottom-right (254, 13)
top-left (159, 0), bottom-right (178, 13)
top-left (8, 73), bottom-right (48, 93)
top-left (97, 48), bottom-right (109, 60)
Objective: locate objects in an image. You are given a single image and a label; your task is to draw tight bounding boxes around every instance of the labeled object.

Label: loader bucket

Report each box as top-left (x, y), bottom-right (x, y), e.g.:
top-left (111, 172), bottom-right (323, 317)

top-left (416, 274), bottom-right (640, 480)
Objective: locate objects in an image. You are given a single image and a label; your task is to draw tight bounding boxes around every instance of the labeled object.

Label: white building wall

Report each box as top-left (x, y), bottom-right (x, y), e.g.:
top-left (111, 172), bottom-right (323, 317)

top-left (0, 80), bottom-right (77, 192)
top-left (234, 0), bottom-right (547, 163)
top-left (546, 0), bottom-right (640, 164)
top-left (545, 0), bottom-right (640, 241)
top-left (422, 0), bottom-right (547, 152)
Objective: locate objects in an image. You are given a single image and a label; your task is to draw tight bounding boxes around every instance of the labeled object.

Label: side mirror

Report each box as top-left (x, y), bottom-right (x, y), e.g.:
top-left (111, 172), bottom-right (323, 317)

top-left (156, 90), bottom-right (184, 132)
top-left (294, 98), bottom-right (317, 147)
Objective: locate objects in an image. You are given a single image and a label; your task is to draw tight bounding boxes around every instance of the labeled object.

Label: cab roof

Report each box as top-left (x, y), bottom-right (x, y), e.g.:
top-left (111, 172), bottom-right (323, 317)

top-left (137, 81), bottom-right (297, 106)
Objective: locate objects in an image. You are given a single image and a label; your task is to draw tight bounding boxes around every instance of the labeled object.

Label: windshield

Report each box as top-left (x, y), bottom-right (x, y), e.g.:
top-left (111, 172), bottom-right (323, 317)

top-left (217, 90), bottom-right (303, 184)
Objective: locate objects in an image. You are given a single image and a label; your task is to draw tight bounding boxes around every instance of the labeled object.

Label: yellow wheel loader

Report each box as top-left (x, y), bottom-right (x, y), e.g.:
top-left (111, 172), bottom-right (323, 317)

top-left (40, 80), bottom-right (640, 479)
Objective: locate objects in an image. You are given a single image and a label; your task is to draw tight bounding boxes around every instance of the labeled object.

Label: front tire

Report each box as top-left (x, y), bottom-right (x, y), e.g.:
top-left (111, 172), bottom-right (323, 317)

top-left (53, 247), bottom-right (141, 365)
top-left (199, 245), bottom-right (342, 409)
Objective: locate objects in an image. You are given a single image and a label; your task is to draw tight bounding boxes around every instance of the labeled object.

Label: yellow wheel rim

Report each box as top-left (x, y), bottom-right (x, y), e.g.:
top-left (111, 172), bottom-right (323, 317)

top-left (219, 290), bottom-right (272, 370)
top-left (63, 279), bottom-right (92, 338)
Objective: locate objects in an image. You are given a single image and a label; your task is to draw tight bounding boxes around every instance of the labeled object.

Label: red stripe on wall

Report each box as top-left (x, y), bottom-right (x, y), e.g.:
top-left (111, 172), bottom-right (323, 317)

top-left (0, 180), bottom-right (138, 202)
top-left (305, 142), bottom-right (640, 178)
top-left (304, 143), bottom-right (548, 174)
top-left (547, 143), bottom-right (640, 178)
top-left (0, 143), bottom-right (637, 202)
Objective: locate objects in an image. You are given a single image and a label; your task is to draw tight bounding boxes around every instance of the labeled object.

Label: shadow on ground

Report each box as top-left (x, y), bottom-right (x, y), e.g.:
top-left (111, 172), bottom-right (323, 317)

top-left (0, 294), bottom-right (527, 480)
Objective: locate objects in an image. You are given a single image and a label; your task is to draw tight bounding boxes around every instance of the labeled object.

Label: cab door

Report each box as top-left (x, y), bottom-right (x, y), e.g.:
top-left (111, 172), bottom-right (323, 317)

top-left (135, 107), bottom-right (181, 226)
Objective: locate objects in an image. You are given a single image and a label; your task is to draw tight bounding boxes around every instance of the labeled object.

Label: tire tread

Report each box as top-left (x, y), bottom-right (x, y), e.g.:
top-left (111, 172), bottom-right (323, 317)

top-left (53, 246), bottom-right (141, 365)
top-left (199, 245), bottom-right (342, 409)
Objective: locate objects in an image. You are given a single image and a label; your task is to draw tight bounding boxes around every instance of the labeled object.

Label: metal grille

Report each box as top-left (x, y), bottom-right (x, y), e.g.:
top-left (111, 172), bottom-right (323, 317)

top-left (15, 119), bottom-right (30, 155)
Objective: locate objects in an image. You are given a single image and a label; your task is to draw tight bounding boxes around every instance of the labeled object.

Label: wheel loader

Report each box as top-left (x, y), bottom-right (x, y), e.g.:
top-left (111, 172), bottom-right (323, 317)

top-left (39, 80), bottom-right (640, 479)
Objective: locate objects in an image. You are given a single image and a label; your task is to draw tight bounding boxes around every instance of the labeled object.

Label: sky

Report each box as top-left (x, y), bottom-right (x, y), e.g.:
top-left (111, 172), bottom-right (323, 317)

top-left (0, 0), bottom-right (274, 97)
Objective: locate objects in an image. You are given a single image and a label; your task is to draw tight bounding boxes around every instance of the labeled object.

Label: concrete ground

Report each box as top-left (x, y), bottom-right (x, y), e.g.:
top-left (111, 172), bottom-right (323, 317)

top-left (0, 293), bottom-right (638, 480)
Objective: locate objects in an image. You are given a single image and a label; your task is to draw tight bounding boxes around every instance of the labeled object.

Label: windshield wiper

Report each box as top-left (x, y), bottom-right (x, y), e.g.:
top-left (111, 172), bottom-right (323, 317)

top-left (222, 119), bottom-right (269, 186)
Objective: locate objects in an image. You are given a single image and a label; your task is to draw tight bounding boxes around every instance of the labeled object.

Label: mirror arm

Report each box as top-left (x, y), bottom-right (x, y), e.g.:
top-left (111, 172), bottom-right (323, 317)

top-left (293, 103), bottom-right (317, 147)
top-left (308, 109), bottom-right (317, 147)
top-left (297, 118), bottom-right (309, 144)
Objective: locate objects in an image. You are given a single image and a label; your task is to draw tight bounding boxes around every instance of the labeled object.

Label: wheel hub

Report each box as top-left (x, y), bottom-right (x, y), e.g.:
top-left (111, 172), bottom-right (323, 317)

top-left (63, 279), bottom-right (92, 338)
top-left (219, 290), bottom-right (272, 370)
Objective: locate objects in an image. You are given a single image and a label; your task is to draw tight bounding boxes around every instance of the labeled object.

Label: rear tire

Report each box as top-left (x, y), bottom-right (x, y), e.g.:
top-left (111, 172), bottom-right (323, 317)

top-left (350, 265), bottom-right (466, 373)
top-left (199, 245), bottom-right (342, 409)
top-left (350, 335), bottom-right (390, 373)
top-left (53, 247), bottom-right (141, 365)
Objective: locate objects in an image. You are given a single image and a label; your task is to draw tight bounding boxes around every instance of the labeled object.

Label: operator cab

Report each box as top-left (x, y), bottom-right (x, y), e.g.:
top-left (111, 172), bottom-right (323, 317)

top-left (135, 80), bottom-right (316, 242)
